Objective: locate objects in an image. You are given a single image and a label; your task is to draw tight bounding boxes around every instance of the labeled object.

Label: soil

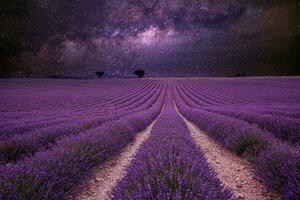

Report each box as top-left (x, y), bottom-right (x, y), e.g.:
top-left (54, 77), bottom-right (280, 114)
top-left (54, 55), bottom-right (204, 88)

top-left (176, 108), bottom-right (280, 200)
top-left (75, 119), bottom-right (158, 200)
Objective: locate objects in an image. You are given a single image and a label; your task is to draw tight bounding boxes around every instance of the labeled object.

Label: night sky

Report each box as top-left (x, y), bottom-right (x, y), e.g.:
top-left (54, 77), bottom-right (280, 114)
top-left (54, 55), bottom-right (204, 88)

top-left (0, 0), bottom-right (300, 78)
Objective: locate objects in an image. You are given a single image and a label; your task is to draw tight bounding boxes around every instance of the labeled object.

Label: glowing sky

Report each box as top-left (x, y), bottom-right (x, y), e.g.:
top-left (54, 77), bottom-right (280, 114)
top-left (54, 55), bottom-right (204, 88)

top-left (0, 0), bottom-right (299, 77)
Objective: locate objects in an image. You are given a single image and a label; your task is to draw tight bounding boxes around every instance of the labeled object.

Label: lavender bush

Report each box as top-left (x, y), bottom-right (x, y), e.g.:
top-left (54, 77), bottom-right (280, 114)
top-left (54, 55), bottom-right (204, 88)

top-left (256, 145), bottom-right (300, 200)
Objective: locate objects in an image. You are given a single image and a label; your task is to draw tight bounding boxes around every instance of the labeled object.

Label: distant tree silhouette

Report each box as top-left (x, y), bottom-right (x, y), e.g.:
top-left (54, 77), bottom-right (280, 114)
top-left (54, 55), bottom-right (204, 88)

top-left (234, 73), bottom-right (246, 77)
top-left (134, 70), bottom-right (145, 78)
top-left (95, 71), bottom-right (104, 78)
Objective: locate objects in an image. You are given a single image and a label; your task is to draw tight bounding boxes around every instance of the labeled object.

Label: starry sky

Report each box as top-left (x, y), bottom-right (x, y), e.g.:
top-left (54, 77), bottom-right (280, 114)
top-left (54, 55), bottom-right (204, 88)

top-left (0, 0), bottom-right (300, 78)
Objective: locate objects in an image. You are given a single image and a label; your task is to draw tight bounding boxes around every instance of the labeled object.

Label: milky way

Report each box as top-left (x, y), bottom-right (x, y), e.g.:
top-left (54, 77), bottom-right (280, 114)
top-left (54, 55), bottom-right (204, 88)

top-left (0, 0), bottom-right (299, 77)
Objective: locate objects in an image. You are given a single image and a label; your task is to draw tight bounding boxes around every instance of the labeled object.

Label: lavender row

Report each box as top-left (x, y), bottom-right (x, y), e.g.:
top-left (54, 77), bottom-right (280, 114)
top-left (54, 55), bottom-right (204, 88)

top-left (178, 82), bottom-right (300, 145)
top-left (175, 90), bottom-right (274, 160)
top-left (179, 81), bottom-right (251, 106)
top-left (111, 91), bottom-right (233, 200)
top-left (180, 82), bottom-right (242, 106)
top-left (181, 78), bottom-right (300, 105)
top-left (0, 79), bottom-right (154, 131)
top-left (0, 83), bottom-right (164, 164)
top-left (0, 79), bottom-right (144, 112)
top-left (0, 89), bottom-right (165, 200)
top-left (0, 81), bottom-right (154, 129)
top-left (174, 89), bottom-right (300, 199)
top-left (204, 108), bottom-right (300, 145)
top-left (179, 80), bottom-right (300, 119)
top-left (205, 105), bottom-right (300, 120)
top-left (256, 144), bottom-right (300, 199)
top-left (0, 81), bottom-right (160, 139)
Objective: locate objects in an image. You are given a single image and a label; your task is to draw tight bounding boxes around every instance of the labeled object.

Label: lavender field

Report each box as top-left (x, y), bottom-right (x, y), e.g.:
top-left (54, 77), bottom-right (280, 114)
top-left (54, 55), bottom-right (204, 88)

top-left (0, 77), bottom-right (300, 200)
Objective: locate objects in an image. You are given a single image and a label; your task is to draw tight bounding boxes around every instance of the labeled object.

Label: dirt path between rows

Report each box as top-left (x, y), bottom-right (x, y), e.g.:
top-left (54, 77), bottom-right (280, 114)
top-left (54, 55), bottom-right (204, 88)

top-left (175, 104), bottom-right (279, 200)
top-left (75, 118), bottom-right (159, 200)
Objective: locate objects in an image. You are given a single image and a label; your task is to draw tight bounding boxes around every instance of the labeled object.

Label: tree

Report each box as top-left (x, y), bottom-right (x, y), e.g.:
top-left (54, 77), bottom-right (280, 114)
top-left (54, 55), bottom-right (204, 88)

top-left (95, 71), bottom-right (104, 78)
top-left (234, 73), bottom-right (246, 77)
top-left (134, 70), bottom-right (145, 78)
